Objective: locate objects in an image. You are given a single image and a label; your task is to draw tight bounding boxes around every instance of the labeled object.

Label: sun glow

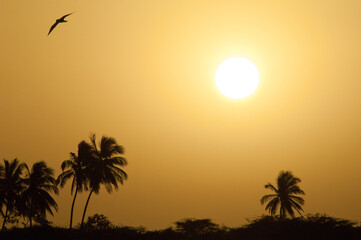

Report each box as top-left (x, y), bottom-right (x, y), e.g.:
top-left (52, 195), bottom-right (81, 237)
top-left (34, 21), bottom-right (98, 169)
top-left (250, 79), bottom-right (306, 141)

top-left (215, 57), bottom-right (259, 99)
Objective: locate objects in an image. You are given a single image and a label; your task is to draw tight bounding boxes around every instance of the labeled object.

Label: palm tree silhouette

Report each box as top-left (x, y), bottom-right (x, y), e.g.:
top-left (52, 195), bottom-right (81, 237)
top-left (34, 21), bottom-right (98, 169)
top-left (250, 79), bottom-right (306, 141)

top-left (20, 161), bottom-right (58, 227)
top-left (260, 171), bottom-right (305, 220)
top-left (56, 141), bottom-right (90, 229)
top-left (0, 164), bottom-right (4, 220)
top-left (80, 134), bottom-right (128, 229)
top-left (0, 159), bottom-right (26, 230)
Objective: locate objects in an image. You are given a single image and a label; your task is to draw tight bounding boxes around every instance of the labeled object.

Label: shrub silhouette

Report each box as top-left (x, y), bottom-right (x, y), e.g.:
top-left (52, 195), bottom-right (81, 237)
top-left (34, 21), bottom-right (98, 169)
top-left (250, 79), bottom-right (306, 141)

top-left (81, 213), bottom-right (114, 231)
top-left (174, 218), bottom-right (219, 239)
top-left (236, 214), bottom-right (360, 240)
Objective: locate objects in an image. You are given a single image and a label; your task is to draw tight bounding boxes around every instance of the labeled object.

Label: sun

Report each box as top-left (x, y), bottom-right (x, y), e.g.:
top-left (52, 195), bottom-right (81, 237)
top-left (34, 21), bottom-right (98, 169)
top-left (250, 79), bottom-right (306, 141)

top-left (215, 57), bottom-right (260, 99)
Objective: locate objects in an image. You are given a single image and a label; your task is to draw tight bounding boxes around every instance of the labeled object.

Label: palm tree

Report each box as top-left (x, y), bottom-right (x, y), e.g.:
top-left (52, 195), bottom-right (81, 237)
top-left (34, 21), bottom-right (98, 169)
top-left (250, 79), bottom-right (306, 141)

top-left (20, 161), bottom-right (58, 227)
top-left (80, 134), bottom-right (128, 229)
top-left (0, 159), bottom-right (26, 230)
top-left (56, 141), bottom-right (90, 229)
top-left (0, 164), bottom-right (4, 219)
top-left (260, 171), bottom-right (305, 220)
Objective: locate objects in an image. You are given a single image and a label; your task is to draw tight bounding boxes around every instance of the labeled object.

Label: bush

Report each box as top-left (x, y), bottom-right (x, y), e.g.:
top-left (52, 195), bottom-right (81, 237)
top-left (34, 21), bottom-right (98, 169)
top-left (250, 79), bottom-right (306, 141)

top-left (81, 214), bottom-right (114, 231)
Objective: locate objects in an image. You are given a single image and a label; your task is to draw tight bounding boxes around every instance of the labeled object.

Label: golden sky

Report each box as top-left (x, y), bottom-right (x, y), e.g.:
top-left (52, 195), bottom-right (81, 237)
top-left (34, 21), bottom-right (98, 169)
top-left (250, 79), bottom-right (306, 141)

top-left (1, 0), bottom-right (361, 229)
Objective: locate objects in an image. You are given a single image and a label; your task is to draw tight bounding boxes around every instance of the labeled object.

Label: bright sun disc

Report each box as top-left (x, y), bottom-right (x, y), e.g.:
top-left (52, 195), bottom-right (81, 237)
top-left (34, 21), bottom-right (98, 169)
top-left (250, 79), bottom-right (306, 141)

top-left (215, 57), bottom-right (259, 99)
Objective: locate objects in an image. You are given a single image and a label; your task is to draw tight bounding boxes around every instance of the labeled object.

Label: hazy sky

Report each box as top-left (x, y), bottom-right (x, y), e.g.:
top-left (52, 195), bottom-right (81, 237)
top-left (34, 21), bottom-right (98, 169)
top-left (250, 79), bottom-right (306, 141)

top-left (2, 0), bottom-right (361, 229)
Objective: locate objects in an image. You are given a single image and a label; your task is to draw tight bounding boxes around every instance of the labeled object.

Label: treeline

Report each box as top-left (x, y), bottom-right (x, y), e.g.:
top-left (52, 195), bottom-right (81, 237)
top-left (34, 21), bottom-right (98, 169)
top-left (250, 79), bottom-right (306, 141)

top-left (0, 160), bottom-right (57, 229)
top-left (0, 134), bottom-right (127, 230)
top-left (0, 215), bottom-right (360, 240)
top-left (1, 133), bottom-right (361, 240)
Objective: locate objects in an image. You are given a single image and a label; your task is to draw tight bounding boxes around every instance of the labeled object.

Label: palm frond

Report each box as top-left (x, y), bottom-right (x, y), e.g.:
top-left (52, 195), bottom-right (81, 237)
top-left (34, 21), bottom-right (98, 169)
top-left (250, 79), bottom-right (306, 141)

top-left (99, 136), bottom-right (122, 158)
top-left (289, 198), bottom-right (304, 213)
top-left (105, 157), bottom-right (128, 167)
top-left (288, 185), bottom-right (305, 195)
top-left (284, 201), bottom-right (295, 217)
top-left (89, 133), bottom-right (98, 153)
top-left (265, 197), bottom-right (279, 215)
top-left (289, 195), bottom-right (305, 205)
top-left (40, 184), bottom-right (58, 194)
top-left (61, 159), bottom-right (74, 171)
top-left (288, 176), bottom-right (301, 186)
top-left (56, 170), bottom-right (73, 187)
top-left (260, 194), bottom-right (277, 205)
top-left (264, 183), bottom-right (278, 193)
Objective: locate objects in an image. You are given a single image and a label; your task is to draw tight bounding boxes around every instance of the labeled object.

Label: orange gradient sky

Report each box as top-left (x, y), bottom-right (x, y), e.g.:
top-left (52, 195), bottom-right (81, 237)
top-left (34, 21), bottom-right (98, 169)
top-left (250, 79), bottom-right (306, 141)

top-left (1, 0), bottom-right (361, 229)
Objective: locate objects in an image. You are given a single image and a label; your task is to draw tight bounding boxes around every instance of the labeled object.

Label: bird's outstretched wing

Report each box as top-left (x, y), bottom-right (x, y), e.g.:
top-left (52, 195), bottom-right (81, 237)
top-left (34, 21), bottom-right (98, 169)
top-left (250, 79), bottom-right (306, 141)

top-left (60, 12), bottom-right (75, 21)
top-left (48, 22), bottom-right (59, 35)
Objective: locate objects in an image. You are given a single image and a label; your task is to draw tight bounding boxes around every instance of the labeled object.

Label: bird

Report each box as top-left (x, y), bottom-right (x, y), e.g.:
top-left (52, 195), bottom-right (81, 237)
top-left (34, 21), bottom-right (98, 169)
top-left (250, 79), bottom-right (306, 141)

top-left (48, 12), bottom-right (74, 36)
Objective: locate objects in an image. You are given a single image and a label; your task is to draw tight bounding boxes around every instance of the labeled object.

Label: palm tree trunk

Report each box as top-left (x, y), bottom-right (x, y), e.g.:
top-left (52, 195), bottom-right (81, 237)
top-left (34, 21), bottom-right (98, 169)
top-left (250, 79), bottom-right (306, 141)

top-left (69, 186), bottom-right (78, 229)
top-left (29, 202), bottom-right (33, 228)
top-left (80, 188), bottom-right (94, 230)
top-left (1, 205), bottom-right (9, 230)
top-left (280, 205), bottom-right (285, 221)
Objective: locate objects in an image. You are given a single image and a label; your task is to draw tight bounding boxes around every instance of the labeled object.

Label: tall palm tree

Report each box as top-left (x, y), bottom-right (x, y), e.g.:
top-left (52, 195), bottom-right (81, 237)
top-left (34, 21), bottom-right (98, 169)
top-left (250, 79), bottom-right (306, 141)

top-left (0, 159), bottom-right (26, 230)
top-left (20, 161), bottom-right (58, 227)
top-left (80, 134), bottom-right (128, 229)
top-left (56, 141), bottom-right (90, 229)
top-left (0, 164), bottom-right (4, 219)
top-left (260, 171), bottom-right (305, 220)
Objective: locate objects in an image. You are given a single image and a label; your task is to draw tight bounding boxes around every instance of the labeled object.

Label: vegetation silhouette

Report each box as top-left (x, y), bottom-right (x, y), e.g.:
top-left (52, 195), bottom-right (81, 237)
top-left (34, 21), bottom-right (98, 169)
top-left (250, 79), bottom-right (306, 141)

top-left (174, 218), bottom-right (219, 238)
top-left (80, 213), bottom-right (114, 231)
top-left (2, 214), bottom-right (360, 240)
top-left (261, 170), bottom-right (305, 220)
top-left (234, 214), bottom-right (360, 240)
top-left (1, 137), bottom-right (361, 240)
top-left (0, 159), bottom-right (58, 230)
top-left (79, 134), bottom-right (128, 229)
top-left (19, 161), bottom-right (58, 227)
top-left (56, 141), bottom-right (90, 229)
top-left (0, 159), bottom-right (26, 230)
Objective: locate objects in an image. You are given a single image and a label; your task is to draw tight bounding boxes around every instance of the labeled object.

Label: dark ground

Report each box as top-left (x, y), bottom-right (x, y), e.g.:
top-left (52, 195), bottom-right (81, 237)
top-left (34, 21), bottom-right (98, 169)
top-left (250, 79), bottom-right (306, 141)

top-left (1, 215), bottom-right (361, 240)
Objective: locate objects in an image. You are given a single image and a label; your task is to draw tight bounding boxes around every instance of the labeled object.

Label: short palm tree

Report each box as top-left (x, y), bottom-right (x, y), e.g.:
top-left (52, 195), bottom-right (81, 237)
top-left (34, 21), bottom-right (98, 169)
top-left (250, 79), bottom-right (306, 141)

top-left (20, 161), bottom-right (58, 227)
top-left (260, 171), bottom-right (305, 220)
top-left (56, 141), bottom-right (90, 229)
top-left (80, 134), bottom-right (128, 229)
top-left (0, 159), bottom-right (26, 230)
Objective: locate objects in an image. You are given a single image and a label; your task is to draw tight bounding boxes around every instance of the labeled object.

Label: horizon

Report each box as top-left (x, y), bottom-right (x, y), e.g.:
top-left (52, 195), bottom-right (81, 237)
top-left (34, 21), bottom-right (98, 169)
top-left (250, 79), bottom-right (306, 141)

top-left (2, 0), bottom-right (361, 230)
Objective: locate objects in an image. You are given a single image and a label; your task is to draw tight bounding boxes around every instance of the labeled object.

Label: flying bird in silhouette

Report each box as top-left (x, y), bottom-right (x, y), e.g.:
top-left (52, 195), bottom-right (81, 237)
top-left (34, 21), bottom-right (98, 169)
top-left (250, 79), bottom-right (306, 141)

top-left (48, 12), bottom-right (74, 36)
